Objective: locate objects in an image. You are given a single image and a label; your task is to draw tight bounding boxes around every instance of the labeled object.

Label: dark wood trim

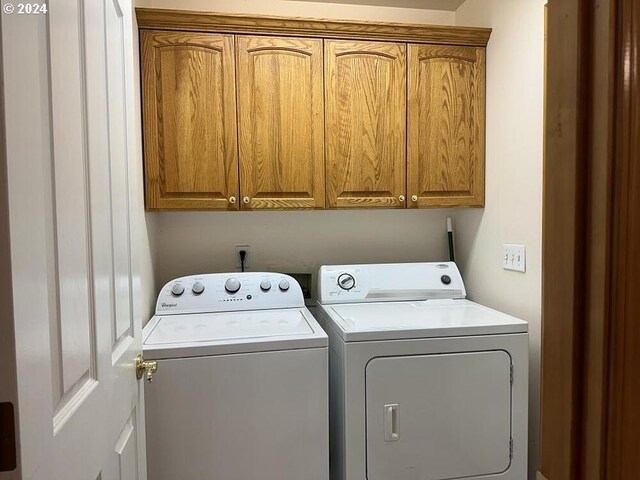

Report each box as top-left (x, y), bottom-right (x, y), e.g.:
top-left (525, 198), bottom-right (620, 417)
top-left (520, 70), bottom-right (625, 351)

top-left (541, 0), bottom-right (640, 477)
top-left (540, 0), bottom-right (618, 476)
top-left (0, 403), bottom-right (16, 472)
top-left (605, 0), bottom-right (640, 476)
top-left (540, 0), bottom-right (593, 476)
top-left (579, 1), bottom-right (615, 479)
top-left (135, 8), bottom-right (492, 46)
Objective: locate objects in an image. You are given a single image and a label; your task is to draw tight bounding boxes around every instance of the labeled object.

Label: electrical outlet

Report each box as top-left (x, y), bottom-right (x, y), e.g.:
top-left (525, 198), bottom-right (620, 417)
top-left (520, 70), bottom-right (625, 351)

top-left (503, 244), bottom-right (526, 272)
top-left (235, 245), bottom-right (250, 270)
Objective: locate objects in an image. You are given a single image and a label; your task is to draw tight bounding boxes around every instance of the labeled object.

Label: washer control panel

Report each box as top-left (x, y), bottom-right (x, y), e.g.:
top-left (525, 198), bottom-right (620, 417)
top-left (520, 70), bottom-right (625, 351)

top-left (156, 272), bottom-right (304, 315)
top-left (317, 262), bottom-right (467, 304)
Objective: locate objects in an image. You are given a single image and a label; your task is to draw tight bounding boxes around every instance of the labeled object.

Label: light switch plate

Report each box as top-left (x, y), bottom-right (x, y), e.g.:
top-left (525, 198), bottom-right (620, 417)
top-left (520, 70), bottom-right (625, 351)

top-left (503, 244), bottom-right (526, 272)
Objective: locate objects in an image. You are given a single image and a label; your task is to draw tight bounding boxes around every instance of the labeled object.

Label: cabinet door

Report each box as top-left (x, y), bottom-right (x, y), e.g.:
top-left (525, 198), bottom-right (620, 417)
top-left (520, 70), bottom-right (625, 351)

top-left (408, 44), bottom-right (485, 208)
top-left (237, 36), bottom-right (325, 210)
top-left (142, 31), bottom-right (239, 210)
top-left (325, 40), bottom-right (406, 209)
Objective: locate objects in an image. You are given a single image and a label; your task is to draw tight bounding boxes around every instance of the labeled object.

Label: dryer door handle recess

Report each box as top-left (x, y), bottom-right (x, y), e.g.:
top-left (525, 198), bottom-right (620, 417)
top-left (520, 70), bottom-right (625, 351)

top-left (384, 404), bottom-right (399, 442)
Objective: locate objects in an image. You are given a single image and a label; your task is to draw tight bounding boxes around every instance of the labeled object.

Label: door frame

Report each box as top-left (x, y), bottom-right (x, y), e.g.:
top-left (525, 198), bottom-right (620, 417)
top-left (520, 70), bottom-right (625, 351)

top-left (0, 18), bottom-right (20, 479)
top-left (540, 0), bottom-right (640, 478)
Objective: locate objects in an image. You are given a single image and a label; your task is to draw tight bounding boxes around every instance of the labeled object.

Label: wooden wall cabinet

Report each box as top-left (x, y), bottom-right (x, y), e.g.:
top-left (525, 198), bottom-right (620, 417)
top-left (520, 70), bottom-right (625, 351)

top-left (408, 44), bottom-right (486, 208)
top-left (237, 36), bottom-right (325, 210)
top-left (138, 10), bottom-right (491, 211)
top-left (325, 40), bottom-right (407, 209)
top-left (142, 31), bottom-right (239, 210)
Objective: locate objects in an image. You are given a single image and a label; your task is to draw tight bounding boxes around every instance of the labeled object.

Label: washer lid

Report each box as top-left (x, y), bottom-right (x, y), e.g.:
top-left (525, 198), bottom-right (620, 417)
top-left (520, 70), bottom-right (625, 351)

top-left (322, 299), bottom-right (528, 342)
top-left (143, 308), bottom-right (327, 359)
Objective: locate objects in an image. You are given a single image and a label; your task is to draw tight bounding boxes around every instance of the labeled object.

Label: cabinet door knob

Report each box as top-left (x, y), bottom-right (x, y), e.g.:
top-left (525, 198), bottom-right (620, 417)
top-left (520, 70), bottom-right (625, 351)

top-left (229, 196), bottom-right (236, 204)
top-left (399, 195), bottom-right (405, 202)
top-left (243, 196), bottom-right (251, 204)
top-left (411, 195), bottom-right (418, 202)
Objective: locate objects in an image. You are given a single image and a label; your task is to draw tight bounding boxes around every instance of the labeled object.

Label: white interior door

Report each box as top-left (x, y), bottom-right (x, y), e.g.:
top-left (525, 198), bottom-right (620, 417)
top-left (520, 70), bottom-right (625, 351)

top-left (1, 0), bottom-right (147, 478)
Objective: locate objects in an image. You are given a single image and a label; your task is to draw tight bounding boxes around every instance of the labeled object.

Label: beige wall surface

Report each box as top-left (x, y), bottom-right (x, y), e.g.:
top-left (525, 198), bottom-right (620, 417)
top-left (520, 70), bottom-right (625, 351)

top-left (454, 1), bottom-right (546, 479)
top-left (153, 209), bottom-right (457, 290)
top-left (135, 0), bottom-right (455, 24)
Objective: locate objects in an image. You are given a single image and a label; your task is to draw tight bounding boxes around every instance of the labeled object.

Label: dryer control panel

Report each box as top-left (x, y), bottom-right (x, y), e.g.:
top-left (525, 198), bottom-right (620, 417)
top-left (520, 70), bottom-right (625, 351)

top-left (317, 262), bottom-right (467, 304)
top-left (156, 273), bottom-right (304, 315)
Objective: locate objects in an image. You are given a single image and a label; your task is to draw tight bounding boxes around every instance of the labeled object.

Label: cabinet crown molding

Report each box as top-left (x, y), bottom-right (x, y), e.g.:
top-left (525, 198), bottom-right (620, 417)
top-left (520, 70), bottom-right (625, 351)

top-left (136, 8), bottom-right (492, 47)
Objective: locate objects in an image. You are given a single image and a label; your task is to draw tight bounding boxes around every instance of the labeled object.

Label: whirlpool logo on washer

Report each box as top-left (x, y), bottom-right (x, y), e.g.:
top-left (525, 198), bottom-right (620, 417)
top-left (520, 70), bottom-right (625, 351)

top-left (436, 264), bottom-right (450, 269)
top-left (161, 302), bottom-right (178, 308)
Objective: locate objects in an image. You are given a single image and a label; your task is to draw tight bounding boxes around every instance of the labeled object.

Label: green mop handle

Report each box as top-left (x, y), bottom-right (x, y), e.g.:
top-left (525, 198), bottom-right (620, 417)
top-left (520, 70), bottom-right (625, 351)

top-left (447, 217), bottom-right (455, 263)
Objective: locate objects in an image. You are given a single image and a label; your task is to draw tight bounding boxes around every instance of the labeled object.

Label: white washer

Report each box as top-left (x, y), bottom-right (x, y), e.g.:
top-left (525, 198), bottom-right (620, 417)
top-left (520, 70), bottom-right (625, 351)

top-left (143, 272), bottom-right (328, 480)
top-left (315, 262), bottom-right (528, 480)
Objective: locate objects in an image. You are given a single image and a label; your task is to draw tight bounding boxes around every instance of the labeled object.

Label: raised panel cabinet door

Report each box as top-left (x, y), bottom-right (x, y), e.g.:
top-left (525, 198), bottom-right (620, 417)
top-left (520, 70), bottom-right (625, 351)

top-left (408, 44), bottom-right (486, 208)
top-left (237, 36), bottom-right (325, 210)
top-left (142, 31), bottom-right (239, 210)
top-left (325, 40), bottom-right (407, 209)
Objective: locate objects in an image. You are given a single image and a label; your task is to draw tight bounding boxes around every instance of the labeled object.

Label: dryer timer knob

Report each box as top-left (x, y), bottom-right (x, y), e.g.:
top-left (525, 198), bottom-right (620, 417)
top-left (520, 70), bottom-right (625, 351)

top-left (278, 279), bottom-right (290, 292)
top-left (337, 273), bottom-right (356, 291)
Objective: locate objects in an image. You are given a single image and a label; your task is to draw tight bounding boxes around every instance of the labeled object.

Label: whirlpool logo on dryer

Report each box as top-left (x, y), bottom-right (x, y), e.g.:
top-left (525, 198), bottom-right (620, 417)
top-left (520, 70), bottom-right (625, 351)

top-left (161, 302), bottom-right (178, 308)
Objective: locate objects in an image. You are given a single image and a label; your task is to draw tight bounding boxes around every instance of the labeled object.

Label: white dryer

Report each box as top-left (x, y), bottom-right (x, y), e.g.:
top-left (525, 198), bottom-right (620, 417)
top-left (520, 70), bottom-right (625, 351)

top-left (143, 272), bottom-right (328, 480)
top-left (315, 262), bottom-right (528, 480)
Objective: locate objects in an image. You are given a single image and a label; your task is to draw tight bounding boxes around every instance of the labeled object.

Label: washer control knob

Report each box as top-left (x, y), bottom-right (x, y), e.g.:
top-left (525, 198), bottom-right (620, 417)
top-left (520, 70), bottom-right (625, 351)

top-left (192, 282), bottom-right (205, 295)
top-left (225, 278), bottom-right (241, 294)
top-left (337, 273), bottom-right (356, 291)
top-left (171, 284), bottom-right (185, 296)
top-left (278, 279), bottom-right (290, 292)
top-left (260, 280), bottom-right (272, 292)
top-left (441, 275), bottom-right (452, 285)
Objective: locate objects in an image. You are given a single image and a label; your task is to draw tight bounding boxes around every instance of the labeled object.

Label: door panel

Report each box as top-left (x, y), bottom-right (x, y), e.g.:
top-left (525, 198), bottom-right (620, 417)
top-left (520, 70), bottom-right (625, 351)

top-left (408, 44), bottom-right (485, 207)
top-left (142, 31), bottom-right (239, 210)
top-left (366, 351), bottom-right (512, 480)
top-left (103, 409), bottom-right (140, 480)
top-left (3, 0), bottom-right (146, 477)
top-left (237, 36), bottom-right (325, 210)
top-left (106, 0), bottom-right (135, 350)
top-left (325, 40), bottom-right (406, 209)
top-left (47, 0), bottom-right (97, 405)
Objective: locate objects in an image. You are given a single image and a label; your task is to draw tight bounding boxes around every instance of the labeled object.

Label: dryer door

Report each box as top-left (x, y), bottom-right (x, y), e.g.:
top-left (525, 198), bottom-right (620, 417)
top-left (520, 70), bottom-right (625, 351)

top-left (366, 351), bottom-right (512, 480)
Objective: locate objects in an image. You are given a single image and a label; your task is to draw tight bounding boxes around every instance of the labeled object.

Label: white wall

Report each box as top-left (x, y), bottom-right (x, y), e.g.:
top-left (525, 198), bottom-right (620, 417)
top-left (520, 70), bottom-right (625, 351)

top-left (454, 2), bottom-right (545, 479)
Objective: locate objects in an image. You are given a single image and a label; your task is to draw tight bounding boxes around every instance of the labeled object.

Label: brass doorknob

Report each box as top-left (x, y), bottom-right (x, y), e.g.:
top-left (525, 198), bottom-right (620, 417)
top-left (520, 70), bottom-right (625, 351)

top-left (136, 354), bottom-right (158, 383)
top-left (229, 196), bottom-right (237, 204)
top-left (399, 195), bottom-right (405, 202)
top-left (411, 195), bottom-right (418, 202)
top-left (243, 196), bottom-right (251, 204)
